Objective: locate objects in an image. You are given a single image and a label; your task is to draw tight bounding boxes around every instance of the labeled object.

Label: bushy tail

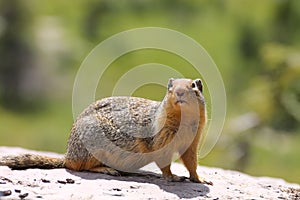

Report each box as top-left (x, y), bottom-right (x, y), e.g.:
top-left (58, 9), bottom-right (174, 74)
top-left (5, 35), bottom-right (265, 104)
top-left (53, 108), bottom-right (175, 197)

top-left (0, 154), bottom-right (65, 170)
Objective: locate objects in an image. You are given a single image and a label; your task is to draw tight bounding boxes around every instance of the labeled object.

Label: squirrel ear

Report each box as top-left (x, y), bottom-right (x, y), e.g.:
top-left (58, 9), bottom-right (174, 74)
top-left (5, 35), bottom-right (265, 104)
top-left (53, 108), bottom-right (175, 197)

top-left (168, 78), bottom-right (174, 89)
top-left (194, 79), bottom-right (203, 93)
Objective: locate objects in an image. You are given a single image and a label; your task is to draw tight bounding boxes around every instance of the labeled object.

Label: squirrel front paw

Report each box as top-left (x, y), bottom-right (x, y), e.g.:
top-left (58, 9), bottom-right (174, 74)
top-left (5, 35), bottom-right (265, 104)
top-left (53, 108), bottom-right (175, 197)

top-left (190, 176), bottom-right (213, 185)
top-left (164, 174), bottom-right (187, 182)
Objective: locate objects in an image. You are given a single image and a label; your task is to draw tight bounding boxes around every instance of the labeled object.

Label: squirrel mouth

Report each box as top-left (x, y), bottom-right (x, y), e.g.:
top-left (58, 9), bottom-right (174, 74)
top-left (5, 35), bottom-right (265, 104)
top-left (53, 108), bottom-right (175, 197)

top-left (175, 100), bottom-right (187, 105)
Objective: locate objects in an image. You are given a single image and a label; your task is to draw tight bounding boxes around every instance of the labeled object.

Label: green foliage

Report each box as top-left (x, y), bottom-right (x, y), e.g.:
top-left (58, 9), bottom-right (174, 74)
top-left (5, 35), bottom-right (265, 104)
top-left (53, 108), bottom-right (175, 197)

top-left (0, 0), bottom-right (300, 183)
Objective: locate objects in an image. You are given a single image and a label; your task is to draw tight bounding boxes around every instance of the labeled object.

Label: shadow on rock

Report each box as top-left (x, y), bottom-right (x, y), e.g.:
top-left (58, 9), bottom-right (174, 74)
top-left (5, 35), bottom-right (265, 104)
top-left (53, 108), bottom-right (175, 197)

top-left (67, 169), bottom-right (210, 199)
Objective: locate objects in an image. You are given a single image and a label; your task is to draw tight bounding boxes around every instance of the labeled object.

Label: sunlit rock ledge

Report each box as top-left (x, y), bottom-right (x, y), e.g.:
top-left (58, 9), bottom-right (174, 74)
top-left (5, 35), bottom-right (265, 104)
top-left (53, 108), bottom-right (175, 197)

top-left (0, 147), bottom-right (299, 200)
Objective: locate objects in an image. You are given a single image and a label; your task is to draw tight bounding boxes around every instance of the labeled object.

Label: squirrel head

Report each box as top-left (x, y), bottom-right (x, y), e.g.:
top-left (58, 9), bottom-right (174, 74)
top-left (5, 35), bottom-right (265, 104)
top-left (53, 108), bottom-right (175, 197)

top-left (166, 78), bottom-right (205, 113)
top-left (168, 78), bottom-right (203, 93)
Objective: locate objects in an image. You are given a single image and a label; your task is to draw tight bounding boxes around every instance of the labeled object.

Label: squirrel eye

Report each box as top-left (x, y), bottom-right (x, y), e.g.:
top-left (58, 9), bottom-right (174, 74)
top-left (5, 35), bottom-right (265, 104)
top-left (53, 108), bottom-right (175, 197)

top-left (191, 82), bottom-right (196, 88)
top-left (194, 79), bottom-right (203, 93)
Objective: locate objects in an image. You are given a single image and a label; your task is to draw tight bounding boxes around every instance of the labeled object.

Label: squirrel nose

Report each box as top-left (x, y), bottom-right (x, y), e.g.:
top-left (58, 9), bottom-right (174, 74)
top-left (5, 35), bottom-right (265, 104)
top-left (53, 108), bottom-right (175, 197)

top-left (176, 89), bottom-right (185, 97)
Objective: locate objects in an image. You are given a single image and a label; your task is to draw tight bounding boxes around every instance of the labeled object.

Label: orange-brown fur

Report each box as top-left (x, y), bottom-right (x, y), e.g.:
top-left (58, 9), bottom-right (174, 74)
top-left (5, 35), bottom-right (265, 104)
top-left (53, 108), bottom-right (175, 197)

top-left (0, 78), bottom-right (211, 184)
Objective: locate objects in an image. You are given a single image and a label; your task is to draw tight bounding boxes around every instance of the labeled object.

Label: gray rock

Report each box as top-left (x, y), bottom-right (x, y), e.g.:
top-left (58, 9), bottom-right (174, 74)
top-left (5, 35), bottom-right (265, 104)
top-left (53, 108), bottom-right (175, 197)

top-left (0, 147), bottom-right (299, 200)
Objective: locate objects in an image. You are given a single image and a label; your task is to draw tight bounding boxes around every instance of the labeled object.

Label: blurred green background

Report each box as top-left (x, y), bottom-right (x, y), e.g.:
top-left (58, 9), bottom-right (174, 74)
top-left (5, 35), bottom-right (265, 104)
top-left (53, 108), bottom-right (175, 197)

top-left (0, 0), bottom-right (299, 183)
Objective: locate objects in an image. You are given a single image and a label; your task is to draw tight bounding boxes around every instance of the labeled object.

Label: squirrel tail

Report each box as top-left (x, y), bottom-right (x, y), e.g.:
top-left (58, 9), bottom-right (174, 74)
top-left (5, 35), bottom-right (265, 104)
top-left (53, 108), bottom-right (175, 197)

top-left (0, 154), bottom-right (65, 170)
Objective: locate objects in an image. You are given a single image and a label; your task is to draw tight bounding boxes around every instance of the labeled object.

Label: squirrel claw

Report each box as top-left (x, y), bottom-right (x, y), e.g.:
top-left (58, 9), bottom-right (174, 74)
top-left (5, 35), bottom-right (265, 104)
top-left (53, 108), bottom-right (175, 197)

top-left (202, 180), bottom-right (213, 186)
top-left (88, 167), bottom-right (121, 176)
top-left (190, 177), bottom-right (213, 186)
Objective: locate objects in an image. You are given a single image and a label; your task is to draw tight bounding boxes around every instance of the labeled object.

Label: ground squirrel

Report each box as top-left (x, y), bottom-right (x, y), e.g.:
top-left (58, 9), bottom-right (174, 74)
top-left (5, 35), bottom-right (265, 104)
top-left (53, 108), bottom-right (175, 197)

top-left (0, 78), bottom-right (212, 185)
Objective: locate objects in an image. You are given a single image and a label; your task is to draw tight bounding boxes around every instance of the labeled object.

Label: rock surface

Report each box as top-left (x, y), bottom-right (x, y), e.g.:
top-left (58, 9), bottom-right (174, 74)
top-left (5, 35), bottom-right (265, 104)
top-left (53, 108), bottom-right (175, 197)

top-left (0, 147), bottom-right (299, 200)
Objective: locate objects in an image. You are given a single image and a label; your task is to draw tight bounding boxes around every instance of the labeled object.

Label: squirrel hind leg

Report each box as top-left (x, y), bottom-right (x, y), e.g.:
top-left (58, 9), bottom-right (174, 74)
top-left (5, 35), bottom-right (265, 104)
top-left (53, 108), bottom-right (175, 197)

top-left (65, 155), bottom-right (100, 171)
top-left (65, 156), bottom-right (121, 176)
